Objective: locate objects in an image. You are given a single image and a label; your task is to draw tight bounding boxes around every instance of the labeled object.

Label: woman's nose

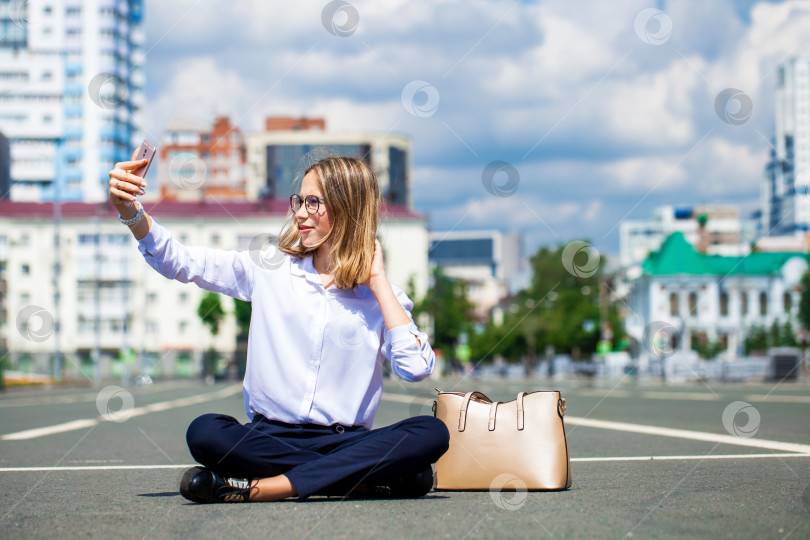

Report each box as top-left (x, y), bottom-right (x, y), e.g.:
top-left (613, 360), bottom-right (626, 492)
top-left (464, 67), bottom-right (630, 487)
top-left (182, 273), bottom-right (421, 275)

top-left (294, 204), bottom-right (309, 219)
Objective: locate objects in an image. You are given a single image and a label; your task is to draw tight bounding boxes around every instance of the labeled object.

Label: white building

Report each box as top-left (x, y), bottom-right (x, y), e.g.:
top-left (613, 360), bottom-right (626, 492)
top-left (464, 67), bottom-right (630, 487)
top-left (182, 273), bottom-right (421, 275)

top-left (625, 232), bottom-right (807, 361)
top-left (246, 117), bottom-right (412, 208)
top-left (428, 230), bottom-right (524, 321)
top-left (0, 200), bottom-right (429, 379)
top-left (0, 0), bottom-right (144, 202)
top-left (763, 56), bottom-right (810, 236)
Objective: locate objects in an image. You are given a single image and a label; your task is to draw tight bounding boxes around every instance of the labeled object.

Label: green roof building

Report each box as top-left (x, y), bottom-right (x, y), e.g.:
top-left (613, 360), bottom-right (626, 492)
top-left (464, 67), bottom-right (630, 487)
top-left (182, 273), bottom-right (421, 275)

top-left (626, 232), bottom-right (807, 360)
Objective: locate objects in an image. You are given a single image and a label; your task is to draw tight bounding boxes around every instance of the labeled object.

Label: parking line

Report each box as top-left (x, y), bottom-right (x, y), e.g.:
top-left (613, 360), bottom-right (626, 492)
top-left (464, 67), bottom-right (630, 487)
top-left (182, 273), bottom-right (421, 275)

top-left (571, 453), bottom-right (810, 462)
top-left (564, 416), bottom-right (810, 454)
top-left (380, 392), bottom-right (810, 454)
top-left (1, 453), bottom-right (809, 473)
top-left (0, 384), bottom-right (243, 441)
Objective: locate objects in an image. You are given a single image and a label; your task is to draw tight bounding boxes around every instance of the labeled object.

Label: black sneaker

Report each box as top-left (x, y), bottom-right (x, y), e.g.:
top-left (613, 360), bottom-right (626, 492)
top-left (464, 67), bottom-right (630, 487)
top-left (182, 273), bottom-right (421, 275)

top-left (180, 466), bottom-right (253, 503)
top-left (384, 466), bottom-right (434, 498)
top-left (350, 466), bottom-right (434, 499)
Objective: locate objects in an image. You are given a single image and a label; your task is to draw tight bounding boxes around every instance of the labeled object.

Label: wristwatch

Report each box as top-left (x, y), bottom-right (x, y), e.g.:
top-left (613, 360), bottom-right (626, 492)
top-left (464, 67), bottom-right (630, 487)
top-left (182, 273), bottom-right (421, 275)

top-left (118, 202), bottom-right (144, 227)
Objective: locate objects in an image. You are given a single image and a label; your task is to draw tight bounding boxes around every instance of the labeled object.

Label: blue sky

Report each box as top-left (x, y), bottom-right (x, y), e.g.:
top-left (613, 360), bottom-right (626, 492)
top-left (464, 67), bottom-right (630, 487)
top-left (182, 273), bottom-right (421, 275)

top-left (141, 0), bottom-right (809, 264)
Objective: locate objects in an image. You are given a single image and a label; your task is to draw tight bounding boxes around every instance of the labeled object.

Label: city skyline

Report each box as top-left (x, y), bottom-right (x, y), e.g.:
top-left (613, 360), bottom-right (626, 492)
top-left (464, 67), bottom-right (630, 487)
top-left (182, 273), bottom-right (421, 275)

top-left (138, 0), bottom-right (808, 261)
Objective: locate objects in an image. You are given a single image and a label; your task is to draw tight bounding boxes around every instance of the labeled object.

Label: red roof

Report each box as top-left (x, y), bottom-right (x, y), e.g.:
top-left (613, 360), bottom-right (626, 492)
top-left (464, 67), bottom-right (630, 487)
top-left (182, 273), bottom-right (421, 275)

top-left (0, 199), bottom-right (425, 221)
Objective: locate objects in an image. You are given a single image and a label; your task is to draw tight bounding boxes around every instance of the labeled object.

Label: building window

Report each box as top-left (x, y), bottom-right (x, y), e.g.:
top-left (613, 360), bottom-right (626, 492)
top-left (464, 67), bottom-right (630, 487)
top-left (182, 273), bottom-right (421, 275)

top-left (784, 292), bottom-right (793, 313)
top-left (759, 292), bottom-right (768, 316)
top-left (669, 293), bottom-right (679, 316)
top-left (179, 292), bottom-right (188, 303)
top-left (741, 292), bottom-right (748, 316)
top-left (146, 321), bottom-right (158, 333)
top-left (21, 293), bottom-right (30, 305)
top-left (688, 293), bottom-right (698, 316)
top-left (147, 292), bottom-right (157, 304)
top-left (211, 234), bottom-right (220, 246)
top-left (21, 263), bottom-right (30, 275)
top-left (720, 292), bottom-right (729, 316)
top-left (179, 321), bottom-right (188, 334)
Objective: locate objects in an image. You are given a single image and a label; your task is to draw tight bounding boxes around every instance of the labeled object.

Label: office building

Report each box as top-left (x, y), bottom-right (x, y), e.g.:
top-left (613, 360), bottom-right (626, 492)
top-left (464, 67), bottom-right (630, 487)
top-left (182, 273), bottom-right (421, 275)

top-left (246, 117), bottom-right (412, 207)
top-left (763, 56), bottom-right (810, 236)
top-left (154, 116), bottom-right (247, 202)
top-left (428, 230), bottom-right (524, 320)
top-left (0, 0), bottom-right (144, 202)
top-left (0, 130), bottom-right (9, 198)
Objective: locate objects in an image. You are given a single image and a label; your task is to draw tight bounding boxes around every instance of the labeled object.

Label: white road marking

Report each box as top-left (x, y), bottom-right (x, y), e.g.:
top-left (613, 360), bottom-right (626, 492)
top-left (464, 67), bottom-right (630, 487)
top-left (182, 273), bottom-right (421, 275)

top-left (0, 464), bottom-right (197, 472)
top-left (0, 380), bottom-right (193, 408)
top-left (571, 453), bottom-right (810, 462)
top-left (380, 392), bottom-right (810, 454)
top-left (0, 384), bottom-right (243, 441)
top-left (746, 394), bottom-right (810, 403)
top-left (1, 453), bottom-right (809, 473)
top-left (564, 416), bottom-right (810, 454)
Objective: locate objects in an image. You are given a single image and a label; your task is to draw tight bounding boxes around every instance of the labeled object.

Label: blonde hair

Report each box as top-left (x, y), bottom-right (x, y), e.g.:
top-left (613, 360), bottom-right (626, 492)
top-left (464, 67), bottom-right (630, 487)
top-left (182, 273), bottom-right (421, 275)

top-left (278, 156), bottom-right (380, 289)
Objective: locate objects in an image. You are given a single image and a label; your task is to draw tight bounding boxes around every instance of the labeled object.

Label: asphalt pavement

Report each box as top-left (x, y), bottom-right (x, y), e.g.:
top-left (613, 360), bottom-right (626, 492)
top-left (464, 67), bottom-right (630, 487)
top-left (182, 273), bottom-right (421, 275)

top-left (1, 375), bottom-right (808, 539)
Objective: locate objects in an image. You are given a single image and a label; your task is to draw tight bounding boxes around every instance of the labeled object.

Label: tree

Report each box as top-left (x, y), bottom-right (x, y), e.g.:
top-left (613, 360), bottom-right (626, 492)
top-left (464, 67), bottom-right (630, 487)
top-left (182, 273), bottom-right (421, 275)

top-left (233, 299), bottom-right (252, 378)
top-left (799, 270), bottom-right (810, 332)
top-left (198, 291), bottom-right (225, 336)
top-left (197, 291), bottom-right (225, 379)
top-left (470, 240), bottom-right (624, 365)
top-left (412, 267), bottom-right (475, 360)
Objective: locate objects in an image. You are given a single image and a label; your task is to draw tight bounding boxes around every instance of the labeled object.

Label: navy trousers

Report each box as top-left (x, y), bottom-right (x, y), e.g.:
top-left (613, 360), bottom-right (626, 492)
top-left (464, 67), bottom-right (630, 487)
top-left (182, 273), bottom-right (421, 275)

top-left (186, 413), bottom-right (450, 499)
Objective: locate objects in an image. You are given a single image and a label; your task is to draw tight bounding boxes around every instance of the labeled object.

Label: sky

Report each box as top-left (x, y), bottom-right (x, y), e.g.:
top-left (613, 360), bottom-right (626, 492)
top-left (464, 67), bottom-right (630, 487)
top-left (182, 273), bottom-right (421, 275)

top-left (141, 0), bottom-right (808, 265)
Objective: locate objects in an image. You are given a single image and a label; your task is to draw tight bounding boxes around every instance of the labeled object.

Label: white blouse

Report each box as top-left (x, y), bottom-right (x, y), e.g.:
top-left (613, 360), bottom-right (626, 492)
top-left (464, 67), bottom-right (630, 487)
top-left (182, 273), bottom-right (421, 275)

top-left (137, 220), bottom-right (435, 429)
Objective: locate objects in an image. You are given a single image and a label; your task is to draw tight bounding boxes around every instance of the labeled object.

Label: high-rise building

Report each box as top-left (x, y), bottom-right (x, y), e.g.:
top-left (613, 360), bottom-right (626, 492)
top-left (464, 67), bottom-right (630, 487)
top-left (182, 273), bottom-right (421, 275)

top-left (0, 0), bottom-right (144, 202)
top-left (154, 116), bottom-right (247, 202)
top-left (0, 130), bottom-right (9, 198)
top-left (246, 117), bottom-right (412, 208)
top-left (763, 56), bottom-right (810, 236)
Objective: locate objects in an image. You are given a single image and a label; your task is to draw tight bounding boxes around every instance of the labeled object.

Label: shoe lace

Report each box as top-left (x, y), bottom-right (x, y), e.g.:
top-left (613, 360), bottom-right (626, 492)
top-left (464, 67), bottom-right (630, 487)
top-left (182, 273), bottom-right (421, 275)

top-left (226, 477), bottom-right (251, 490)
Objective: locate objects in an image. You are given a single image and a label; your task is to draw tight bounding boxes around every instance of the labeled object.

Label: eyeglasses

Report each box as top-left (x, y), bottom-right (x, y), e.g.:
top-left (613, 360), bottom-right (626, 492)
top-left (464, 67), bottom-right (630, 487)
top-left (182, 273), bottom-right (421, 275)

top-left (290, 194), bottom-right (326, 215)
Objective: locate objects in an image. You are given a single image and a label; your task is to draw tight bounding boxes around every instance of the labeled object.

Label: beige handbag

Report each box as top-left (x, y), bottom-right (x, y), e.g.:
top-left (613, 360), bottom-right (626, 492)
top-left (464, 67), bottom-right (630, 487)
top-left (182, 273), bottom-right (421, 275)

top-left (433, 390), bottom-right (572, 491)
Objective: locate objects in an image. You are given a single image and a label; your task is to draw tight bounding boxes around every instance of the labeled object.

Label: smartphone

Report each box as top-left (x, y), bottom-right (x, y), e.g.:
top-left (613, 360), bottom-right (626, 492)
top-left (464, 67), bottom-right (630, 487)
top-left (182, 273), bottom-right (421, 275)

top-left (132, 140), bottom-right (156, 179)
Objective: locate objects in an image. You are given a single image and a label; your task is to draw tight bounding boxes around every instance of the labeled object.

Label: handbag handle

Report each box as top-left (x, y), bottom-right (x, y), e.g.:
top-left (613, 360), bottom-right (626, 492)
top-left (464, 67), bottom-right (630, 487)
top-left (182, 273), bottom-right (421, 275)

top-left (516, 391), bottom-right (526, 431)
top-left (458, 391), bottom-right (492, 432)
top-left (458, 391), bottom-right (530, 431)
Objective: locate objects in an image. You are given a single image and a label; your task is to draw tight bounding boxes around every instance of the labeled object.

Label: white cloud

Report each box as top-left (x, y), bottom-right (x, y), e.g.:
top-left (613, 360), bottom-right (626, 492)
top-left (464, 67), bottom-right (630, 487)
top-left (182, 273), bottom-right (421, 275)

top-left (140, 0), bottom-right (810, 256)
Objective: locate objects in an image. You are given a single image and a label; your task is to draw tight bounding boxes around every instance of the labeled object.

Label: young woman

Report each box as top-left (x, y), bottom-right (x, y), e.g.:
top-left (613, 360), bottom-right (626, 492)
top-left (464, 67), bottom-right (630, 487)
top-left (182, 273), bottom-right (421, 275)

top-left (108, 152), bottom-right (449, 503)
